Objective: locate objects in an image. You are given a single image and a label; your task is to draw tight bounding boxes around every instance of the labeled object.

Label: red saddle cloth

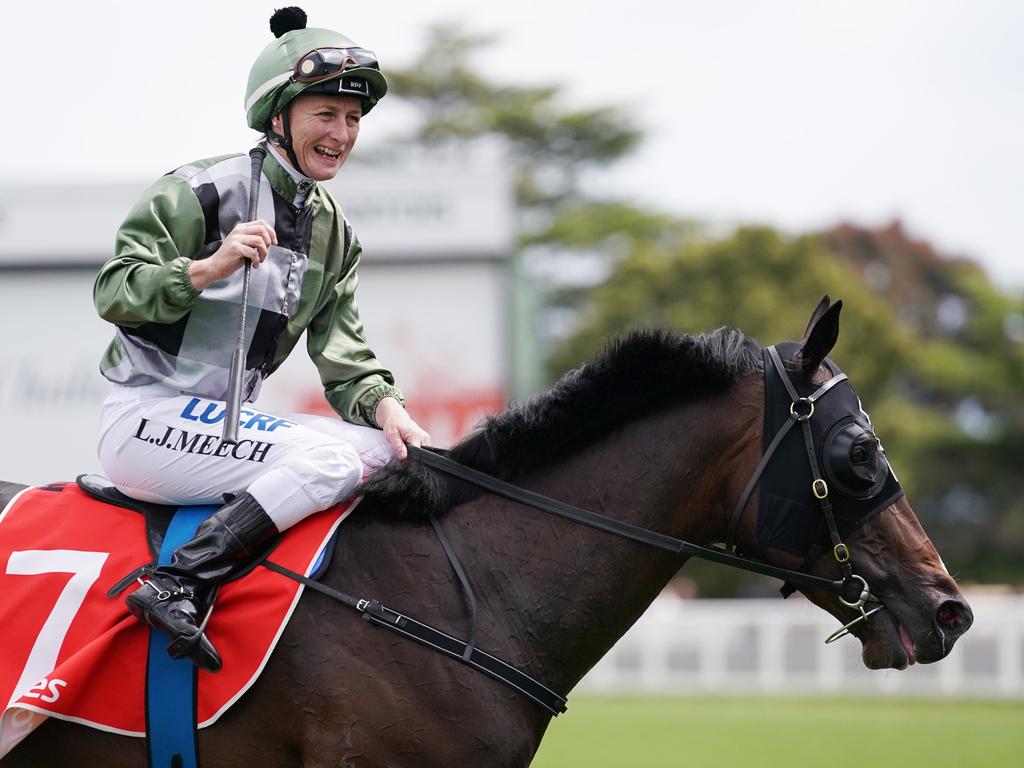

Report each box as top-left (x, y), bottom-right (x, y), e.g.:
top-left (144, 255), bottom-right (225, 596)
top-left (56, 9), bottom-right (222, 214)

top-left (0, 483), bottom-right (355, 757)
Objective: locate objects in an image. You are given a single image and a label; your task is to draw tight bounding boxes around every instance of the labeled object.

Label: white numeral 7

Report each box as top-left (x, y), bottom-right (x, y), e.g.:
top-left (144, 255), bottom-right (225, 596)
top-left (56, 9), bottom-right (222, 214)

top-left (4, 550), bottom-right (108, 708)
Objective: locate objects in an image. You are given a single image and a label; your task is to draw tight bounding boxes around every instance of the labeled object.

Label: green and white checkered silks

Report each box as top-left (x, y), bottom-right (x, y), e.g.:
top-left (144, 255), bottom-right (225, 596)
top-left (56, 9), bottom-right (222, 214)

top-left (245, 26), bottom-right (389, 130)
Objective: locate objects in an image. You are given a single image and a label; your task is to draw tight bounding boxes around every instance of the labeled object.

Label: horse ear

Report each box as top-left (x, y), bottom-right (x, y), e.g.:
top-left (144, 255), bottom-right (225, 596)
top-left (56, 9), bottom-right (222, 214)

top-left (801, 295), bottom-right (832, 343)
top-left (798, 299), bottom-right (843, 377)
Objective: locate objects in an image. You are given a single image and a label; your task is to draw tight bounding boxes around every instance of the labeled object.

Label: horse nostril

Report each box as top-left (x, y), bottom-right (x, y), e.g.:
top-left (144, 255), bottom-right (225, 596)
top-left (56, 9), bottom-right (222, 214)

top-left (936, 600), bottom-right (973, 633)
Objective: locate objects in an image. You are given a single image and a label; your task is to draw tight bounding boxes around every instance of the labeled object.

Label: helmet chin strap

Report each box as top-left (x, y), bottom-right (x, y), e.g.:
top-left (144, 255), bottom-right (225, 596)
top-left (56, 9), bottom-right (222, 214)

top-left (266, 106), bottom-right (308, 178)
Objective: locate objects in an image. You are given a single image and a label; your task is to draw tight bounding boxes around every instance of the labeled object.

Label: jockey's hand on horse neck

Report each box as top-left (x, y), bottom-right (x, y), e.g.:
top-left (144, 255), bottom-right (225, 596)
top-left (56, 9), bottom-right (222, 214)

top-left (375, 396), bottom-right (431, 461)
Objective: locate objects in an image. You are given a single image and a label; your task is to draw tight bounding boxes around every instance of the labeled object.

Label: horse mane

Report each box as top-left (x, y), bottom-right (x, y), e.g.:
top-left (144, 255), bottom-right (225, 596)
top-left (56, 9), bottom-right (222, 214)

top-left (360, 326), bottom-right (762, 519)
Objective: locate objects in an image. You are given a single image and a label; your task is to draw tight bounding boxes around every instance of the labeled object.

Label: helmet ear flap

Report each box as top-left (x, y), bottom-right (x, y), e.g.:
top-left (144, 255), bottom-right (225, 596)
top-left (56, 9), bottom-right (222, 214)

top-left (264, 103), bottom-right (307, 177)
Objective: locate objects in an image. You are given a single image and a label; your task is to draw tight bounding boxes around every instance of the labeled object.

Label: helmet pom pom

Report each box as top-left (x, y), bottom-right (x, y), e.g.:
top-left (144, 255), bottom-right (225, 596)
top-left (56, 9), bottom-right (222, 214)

top-left (270, 7), bottom-right (307, 38)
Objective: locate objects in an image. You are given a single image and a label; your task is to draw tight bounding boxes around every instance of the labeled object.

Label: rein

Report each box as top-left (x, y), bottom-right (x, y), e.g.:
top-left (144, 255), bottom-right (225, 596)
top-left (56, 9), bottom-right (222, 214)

top-left (409, 343), bottom-right (884, 642)
top-left (407, 446), bottom-right (847, 597)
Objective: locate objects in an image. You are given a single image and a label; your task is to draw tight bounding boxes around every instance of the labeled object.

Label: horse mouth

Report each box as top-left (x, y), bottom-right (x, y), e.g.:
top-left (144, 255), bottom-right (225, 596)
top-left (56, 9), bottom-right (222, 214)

top-left (860, 608), bottom-right (916, 670)
top-left (897, 623), bottom-right (917, 664)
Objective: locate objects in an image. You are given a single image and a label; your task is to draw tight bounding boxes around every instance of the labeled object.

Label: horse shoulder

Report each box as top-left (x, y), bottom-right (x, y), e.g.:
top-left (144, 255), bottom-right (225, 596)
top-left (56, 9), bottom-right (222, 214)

top-left (245, 508), bottom-right (544, 765)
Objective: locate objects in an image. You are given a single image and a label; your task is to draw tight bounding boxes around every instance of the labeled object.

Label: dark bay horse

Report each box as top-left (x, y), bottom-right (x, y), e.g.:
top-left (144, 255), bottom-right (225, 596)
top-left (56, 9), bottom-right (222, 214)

top-left (1, 299), bottom-right (972, 767)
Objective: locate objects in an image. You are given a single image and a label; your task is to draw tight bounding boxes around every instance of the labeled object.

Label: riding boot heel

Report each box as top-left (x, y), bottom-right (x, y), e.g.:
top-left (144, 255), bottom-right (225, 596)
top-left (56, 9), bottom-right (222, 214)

top-left (124, 493), bottom-right (277, 672)
top-left (167, 631), bottom-right (222, 673)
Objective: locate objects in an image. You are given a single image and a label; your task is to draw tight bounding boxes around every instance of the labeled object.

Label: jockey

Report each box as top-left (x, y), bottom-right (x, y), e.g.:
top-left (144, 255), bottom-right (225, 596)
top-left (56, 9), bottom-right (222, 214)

top-left (93, 7), bottom-right (429, 672)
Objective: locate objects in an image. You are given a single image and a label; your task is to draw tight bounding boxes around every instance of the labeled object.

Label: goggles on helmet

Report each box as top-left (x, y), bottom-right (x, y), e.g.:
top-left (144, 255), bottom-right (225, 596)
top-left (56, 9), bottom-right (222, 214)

top-left (293, 47), bottom-right (380, 85)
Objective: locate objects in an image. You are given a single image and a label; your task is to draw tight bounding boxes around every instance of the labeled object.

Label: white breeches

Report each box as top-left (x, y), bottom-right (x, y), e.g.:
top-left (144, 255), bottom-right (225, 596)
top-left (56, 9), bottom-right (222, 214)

top-left (97, 384), bottom-right (394, 530)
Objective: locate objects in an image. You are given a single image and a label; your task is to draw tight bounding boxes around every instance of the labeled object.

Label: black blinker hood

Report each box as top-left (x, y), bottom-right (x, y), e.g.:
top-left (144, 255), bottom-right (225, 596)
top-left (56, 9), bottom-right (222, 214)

top-left (756, 342), bottom-right (904, 557)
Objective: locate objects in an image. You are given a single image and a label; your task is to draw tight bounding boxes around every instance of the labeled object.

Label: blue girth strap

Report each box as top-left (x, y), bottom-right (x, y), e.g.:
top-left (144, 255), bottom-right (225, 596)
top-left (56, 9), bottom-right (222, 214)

top-left (146, 505), bottom-right (217, 768)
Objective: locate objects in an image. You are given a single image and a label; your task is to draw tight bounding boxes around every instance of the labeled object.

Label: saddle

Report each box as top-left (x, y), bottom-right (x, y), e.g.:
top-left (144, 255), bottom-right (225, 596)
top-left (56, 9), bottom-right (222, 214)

top-left (76, 474), bottom-right (182, 559)
top-left (74, 474), bottom-right (336, 580)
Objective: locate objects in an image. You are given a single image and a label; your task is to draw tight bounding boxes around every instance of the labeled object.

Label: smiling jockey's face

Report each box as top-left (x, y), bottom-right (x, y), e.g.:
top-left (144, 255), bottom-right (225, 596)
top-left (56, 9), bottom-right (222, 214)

top-left (271, 93), bottom-right (363, 181)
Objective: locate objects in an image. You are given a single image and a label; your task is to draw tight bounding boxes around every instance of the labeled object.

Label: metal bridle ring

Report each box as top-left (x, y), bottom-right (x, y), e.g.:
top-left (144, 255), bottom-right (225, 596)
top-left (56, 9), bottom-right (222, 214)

top-left (790, 398), bottom-right (814, 421)
top-left (839, 574), bottom-right (871, 609)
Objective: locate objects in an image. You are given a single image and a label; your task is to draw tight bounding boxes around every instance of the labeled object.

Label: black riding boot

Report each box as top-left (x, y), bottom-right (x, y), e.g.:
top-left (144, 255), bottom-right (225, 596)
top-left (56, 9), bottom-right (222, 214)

top-left (126, 492), bottom-right (278, 672)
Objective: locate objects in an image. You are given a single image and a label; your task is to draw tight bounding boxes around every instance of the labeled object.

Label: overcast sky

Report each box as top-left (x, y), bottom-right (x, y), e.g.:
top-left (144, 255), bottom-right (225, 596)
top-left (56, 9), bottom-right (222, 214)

top-left (4, 1), bottom-right (1021, 286)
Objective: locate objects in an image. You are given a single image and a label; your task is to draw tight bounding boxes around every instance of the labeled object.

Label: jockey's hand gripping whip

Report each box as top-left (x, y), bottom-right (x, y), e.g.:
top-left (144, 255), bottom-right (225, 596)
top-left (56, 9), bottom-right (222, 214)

top-left (222, 146), bottom-right (268, 445)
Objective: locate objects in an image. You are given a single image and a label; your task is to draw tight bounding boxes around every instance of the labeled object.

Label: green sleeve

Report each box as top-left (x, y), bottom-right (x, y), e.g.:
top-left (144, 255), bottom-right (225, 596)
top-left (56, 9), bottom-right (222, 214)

top-left (94, 174), bottom-right (205, 327)
top-left (307, 232), bottom-right (404, 427)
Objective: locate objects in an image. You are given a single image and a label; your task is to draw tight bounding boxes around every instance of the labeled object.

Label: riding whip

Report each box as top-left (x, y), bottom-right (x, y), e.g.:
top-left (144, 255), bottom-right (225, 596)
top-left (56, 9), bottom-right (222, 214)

top-left (222, 145), bottom-right (268, 444)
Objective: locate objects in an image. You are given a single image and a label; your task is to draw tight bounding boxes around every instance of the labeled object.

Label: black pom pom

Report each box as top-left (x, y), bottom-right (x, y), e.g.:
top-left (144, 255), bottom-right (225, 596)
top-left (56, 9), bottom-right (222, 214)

top-left (270, 7), bottom-right (307, 38)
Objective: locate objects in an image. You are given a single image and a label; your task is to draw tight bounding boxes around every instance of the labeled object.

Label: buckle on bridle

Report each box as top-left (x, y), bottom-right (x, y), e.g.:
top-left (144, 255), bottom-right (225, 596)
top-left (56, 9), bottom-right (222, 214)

top-left (812, 478), bottom-right (829, 499)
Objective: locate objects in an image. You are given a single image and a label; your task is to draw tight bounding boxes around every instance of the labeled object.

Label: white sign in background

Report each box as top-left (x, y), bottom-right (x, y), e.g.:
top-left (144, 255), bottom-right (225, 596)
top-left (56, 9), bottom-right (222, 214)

top-left (0, 273), bottom-right (111, 485)
top-left (0, 153), bottom-right (514, 264)
top-left (0, 264), bottom-right (506, 485)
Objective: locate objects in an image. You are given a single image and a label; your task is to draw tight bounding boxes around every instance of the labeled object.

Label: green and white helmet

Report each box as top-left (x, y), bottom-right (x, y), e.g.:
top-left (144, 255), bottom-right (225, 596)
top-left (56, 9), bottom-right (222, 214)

top-left (245, 6), bottom-right (388, 133)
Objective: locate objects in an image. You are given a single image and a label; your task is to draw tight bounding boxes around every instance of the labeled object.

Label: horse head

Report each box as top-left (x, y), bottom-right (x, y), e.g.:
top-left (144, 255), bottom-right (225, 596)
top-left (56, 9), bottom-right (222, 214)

top-left (730, 296), bottom-right (973, 670)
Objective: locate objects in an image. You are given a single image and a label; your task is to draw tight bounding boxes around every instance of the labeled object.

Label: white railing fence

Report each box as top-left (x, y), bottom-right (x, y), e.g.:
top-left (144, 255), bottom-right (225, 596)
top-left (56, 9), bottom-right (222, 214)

top-left (579, 591), bottom-right (1023, 698)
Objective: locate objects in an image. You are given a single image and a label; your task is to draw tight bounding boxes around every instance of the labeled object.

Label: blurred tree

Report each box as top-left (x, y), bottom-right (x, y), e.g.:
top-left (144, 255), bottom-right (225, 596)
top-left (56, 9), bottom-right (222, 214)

top-left (825, 222), bottom-right (1024, 585)
top-left (386, 24), bottom-right (697, 252)
top-left (388, 27), bottom-right (1023, 590)
top-left (387, 25), bottom-right (640, 209)
top-left (386, 24), bottom-right (697, 395)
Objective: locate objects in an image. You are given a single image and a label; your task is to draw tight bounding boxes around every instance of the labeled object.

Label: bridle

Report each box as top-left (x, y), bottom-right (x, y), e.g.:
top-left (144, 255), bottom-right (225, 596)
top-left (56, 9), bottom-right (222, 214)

top-left (411, 346), bottom-right (887, 644)
top-left (725, 345), bottom-right (885, 642)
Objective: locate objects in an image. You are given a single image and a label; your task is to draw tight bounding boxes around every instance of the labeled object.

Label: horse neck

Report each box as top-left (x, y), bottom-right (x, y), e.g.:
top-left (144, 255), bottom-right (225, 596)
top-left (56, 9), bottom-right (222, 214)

top-left (455, 387), bottom-right (755, 695)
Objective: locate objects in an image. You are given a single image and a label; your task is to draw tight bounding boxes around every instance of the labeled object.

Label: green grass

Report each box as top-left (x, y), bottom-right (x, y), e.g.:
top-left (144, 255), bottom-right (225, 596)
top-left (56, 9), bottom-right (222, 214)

top-left (531, 695), bottom-right (1024, 768)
